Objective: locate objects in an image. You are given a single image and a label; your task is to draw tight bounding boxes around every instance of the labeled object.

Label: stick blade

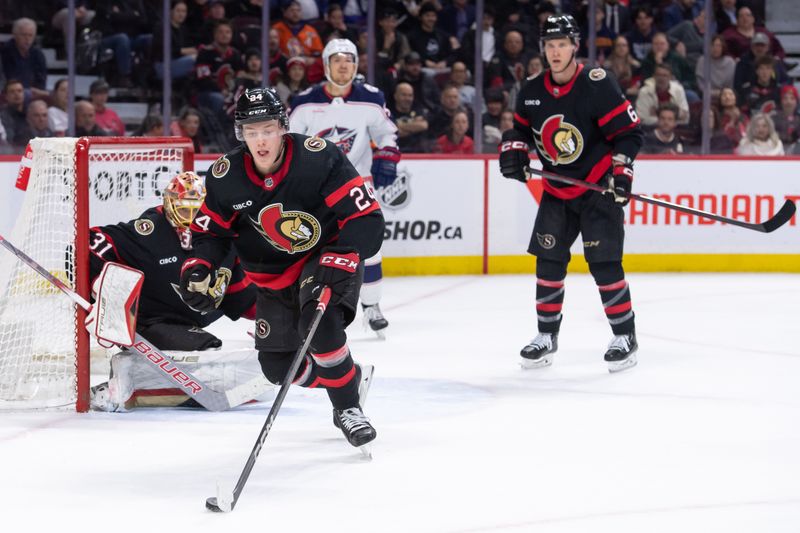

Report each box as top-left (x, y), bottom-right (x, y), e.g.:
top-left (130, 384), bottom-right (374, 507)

top-left (206, 483), bottom-right (235, 513)
top-left (762, 199), bottom-right (797, 233)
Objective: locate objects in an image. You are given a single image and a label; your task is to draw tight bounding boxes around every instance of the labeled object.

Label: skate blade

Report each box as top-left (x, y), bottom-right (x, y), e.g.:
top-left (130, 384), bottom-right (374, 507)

top-left (372, 328), bottom-right (386, 340)
top-left (358, 443), bottom-right (373, 460)
top-left (520, 354), bottom-right (553, 369)
top-left (607, 353), bottom-right (638, 373)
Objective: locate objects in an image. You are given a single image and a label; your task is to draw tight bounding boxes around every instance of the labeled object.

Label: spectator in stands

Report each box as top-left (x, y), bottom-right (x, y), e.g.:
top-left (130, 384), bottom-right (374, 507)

top-left (715, 0), bottom-right (737, 34)
top-left (276, 56), bottom-right (309, 108)
top-left (438, 0), bottom-right (475, 42)
top-left (135, 114), bottom-right (164, 136)
top-left (0, 18), bottom-right (48, 100)
top-left (390, 81), bottom-right (430, 153)
top-left (707, 108), bottom-right (736, 154)
top-left (407, 3), bottom-right (453, 71)
top-left (184, 0), bottom-right (211, 44)
top-left (642, 104), bottom-right (684, 154)
top-left (51, 1), bottom-right (95, 44)
top-left (319, 4), bottom-right (359, 44)
top-left (487, 29), bottom-right (530, 91)
top-left (578, 3), bottom-right (615, 61)
top-left (434, 109), bottom-right (473, 154)
top-left (228, 0), bottom-right (264, 20)
top-left (640, 32), bottom-right (698, 97)
top-left (625, 6), bottom-right (657, 62)
top-left (527, 55), bottom-right (544, 78)
top-left (662, 0), bottom-right (703, 32)
top-left (459, 4), bottom-right (496, 68)
top-left (604, 35), bottom-right (642, 99)
top-left (773, 85), bottom-right (800, 148)
top-left (737, 112), bottom-right (784, 155)
top-left (722, 5), bottom-right (784, 61)
top-left (194, 19), bottom-right (244, 112)
top-left (198, 0), bottom-right (227, 45)
top-left (695, 35), bottom-right (735, 100)
top-left (430, 84), bottom-right (471, 140)
top-left (14, 100), bottom-right (53, 147)
top-left (499, 109), bottom-right (514, 134)
top-left (0, 79), bottom-right (27, 144)
top-left (267, 27), bottom-right (289, 82)
top-left (74, 100), bottom-right (108, 137)
top-left (47, 78), bottom-right (69, 136)
top-left (636, 63), bottom-right (690, 126)
top-left (233, 48), bottom-right (263, 92)
top-left (92, 1), bottom-right (152, 88)
top-left (734, 32), bottom-right (789, 103)
top-left (603, 0), bottom-right (631, 38)
top-left (88, 80), bottom-right (124, 137)
top-left (376, 8), bottom-right (411, 73)
top-left (170, 107), bottom-right (203, 153)
top-left (481, 88), bottom-right (505, 153)
top-left (718, 86), bottom-right (749, 146)
top-left (272, 1), bottom-right (324, 59)
top-left (742, 56), bottom-right (781, 115)
top-left (397, 52), bottom-right (440, 114)
top-left (154, 0), bottom-right (198, 82)
top-left (448, 61), bottom-right (477, 110)
top-left (667, 7), bottom-right (709, 70)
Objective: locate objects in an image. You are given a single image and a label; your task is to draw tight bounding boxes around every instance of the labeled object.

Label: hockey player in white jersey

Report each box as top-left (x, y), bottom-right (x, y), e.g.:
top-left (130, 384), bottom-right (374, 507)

top-left (289, 38), bottom-right (399, 338)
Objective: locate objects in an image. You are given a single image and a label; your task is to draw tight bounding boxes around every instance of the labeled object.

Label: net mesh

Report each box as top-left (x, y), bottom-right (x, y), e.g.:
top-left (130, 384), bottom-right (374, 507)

top-left (0, 138), bottom-right (188, 410)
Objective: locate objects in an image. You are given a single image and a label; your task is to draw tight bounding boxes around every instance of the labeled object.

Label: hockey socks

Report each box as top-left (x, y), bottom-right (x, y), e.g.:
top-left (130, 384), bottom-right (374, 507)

top-left (597, 279), bottom-right (635, 335)
top-left (535, 278), bottom-right (565, 333)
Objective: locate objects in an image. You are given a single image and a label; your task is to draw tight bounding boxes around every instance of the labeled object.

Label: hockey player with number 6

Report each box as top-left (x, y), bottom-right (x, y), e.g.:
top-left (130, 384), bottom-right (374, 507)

top-left (179, 87), bottom-right (383, 449)
top-left (289, 38), bottom-right (399, 338)
top-left (498, 15), bottom-right (644, 372)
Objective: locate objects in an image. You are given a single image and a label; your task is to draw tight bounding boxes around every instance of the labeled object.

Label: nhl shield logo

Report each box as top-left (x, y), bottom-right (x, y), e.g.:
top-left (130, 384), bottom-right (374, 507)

top-left (377, 168), bottom-right (411, 210)
top-left (250, 203), bottom-right (321, 254)
top-left (532, 114), bottom-right (584, 166)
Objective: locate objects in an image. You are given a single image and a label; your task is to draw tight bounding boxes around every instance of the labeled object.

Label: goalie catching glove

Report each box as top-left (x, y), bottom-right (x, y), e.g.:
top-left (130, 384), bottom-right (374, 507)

top-left (312, 246), bottom-right (360, 304)
top-left (85, 262), bottom-right (144, 348)
top-left (178, 258), bottom-right (227, 313)
top-left (498, 129), bottom-right (530, 183)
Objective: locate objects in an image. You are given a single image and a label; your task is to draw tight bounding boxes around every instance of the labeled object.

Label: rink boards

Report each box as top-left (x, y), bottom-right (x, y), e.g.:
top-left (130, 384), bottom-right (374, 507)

top-left (1, 154), bottom-right (799, 274)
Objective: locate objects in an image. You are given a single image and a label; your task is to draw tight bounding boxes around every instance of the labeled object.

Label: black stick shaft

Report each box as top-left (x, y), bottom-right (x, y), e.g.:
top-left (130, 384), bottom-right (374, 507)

top-left (526, 167), bottom-right (796, 233)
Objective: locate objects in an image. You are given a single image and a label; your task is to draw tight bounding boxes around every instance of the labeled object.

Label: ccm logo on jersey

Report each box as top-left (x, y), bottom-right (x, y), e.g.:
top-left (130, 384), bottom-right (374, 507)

top-left (159, 256), bottom-right (178, 265)
top-left (320, 254), bottom-right (359, 273)
top-left (233, 200), bottom-right (253, 210)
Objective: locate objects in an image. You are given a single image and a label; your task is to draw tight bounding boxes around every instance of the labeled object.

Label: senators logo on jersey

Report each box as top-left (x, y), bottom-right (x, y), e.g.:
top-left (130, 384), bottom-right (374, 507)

top-left (250, 203), bottom-right (321, 254)
top-left (316, 125), bottom-right (357, 154)
top-left (532, 114), bottom-right (584, 166)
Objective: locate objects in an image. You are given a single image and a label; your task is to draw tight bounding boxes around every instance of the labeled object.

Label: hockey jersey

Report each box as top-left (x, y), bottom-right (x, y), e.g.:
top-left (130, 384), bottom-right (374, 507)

top-left (288, 83), bottom-right (398, 177)
top-left (89, 207), bottom-right (255, 328)
top-left (189, 133), bottom-right (385, 290)
top-left (511, 63), bottom-right (643, 199)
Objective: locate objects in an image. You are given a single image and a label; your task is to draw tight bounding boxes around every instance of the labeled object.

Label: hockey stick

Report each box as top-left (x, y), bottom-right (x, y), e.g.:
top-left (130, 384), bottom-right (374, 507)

top-left (0, 234), bottom-right (257, 412)
top-left (206, 286), bottom-right (332, 513)
top-left (526, 167), bottom-right (797, 233)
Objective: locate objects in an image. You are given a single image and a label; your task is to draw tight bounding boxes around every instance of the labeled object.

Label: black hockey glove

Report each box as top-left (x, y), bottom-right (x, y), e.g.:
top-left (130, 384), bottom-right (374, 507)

top-left (604, 156), bottom-right (634, 206)
top-left (498, 130), bottom-right (530, 183)
top-left (313, 246), bottom-right (360, 305)
top-left (178, 258), bottom-right (218, 313)
top-left (371, 146), bottom-right (401, 189)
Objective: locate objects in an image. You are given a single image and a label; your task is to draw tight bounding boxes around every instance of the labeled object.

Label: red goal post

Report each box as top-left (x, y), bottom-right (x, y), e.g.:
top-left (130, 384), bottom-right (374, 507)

top-left (0, 136), bottom-right (194, 412)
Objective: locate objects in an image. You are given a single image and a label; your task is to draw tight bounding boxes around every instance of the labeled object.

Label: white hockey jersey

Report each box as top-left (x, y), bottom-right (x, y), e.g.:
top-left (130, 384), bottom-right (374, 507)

top-left (288, 83), bottom-right (398, 177)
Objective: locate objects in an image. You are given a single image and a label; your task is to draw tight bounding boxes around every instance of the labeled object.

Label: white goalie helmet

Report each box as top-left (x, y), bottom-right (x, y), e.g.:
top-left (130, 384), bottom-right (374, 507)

top-left (323, 38), bottom-right (358, 88)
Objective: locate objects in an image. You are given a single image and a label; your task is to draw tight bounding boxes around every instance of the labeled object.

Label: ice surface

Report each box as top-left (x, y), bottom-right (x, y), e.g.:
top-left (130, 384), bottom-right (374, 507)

top-left (1, 274), bottom-right (799, 532)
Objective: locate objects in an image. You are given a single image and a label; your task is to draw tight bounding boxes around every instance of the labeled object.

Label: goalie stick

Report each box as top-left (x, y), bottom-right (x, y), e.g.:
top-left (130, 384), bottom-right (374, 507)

top-left (526, 167), bottom-right (797, 233)
top-left (206, 287), bottom-right (332, 514)
top-left (0, 234), bottom-right (266, 412)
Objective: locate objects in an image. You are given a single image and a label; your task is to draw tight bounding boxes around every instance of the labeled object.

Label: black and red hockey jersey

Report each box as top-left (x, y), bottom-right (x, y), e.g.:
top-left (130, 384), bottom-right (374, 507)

top-left (189, 133), bottom-right (385, 290)
top-left (511, 63), bottom-right (643, 199)
top-left (89, 207), bottom-right (255, 328)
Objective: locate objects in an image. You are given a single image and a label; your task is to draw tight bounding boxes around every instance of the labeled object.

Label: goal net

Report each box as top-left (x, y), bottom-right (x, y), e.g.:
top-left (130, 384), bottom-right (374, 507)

top-left (0, 137), bottom-right (194, 411)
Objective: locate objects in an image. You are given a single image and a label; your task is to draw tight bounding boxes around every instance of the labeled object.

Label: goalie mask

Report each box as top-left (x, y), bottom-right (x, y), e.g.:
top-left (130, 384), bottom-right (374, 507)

top-left (323, 38), bottom-right (358, 89)
top-left (234, 87), bottom-right (289, 141)
top-left (163, 171), bottom-right (206, 229)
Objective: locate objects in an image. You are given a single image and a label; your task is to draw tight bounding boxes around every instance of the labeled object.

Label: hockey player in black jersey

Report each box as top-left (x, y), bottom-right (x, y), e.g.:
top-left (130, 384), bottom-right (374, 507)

top-left (89, 171), bottom-right (256, 351)
top-left (498, 15), bottom-right (644, 373)
top-left (179, 87), bottom-right (383, 449)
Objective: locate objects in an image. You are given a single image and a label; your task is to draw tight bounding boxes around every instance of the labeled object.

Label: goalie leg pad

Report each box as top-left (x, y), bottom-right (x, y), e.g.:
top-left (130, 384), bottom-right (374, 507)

top-left (137, 322), bottom-right (222, 351)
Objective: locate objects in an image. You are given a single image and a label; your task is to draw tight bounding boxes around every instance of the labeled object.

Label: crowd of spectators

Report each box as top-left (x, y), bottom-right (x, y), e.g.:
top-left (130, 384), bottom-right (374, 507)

top-left (0, 0), bottom-right (796, 156)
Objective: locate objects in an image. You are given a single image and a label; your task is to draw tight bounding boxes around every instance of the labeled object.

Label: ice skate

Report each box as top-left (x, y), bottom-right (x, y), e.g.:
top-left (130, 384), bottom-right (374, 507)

top-left (362, 303), bottom-right (388, 339)
top-left (334, 363), bottom-right (374, 427)
top-left (90, 352), bottom-right (134, 412)
top-left (604, 332), bottom-right (638, 373)
top-left (520, 333), bottom-right (558, 369)
top-left (333, 406), bottom-right (376, 456)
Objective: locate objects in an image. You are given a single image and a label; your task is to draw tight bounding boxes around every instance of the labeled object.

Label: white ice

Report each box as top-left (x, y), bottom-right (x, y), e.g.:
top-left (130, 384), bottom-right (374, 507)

top-left (1, 273), bottom-right (799, 532)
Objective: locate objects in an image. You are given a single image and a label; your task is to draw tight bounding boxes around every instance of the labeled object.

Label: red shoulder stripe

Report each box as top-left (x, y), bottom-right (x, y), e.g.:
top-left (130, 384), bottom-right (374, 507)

top-left (325, 176), bottom-right (365, 207)
top-left (337, 201), bottom-right (381, 229)
top-left (605, 120), bottom-right (640, 141)
top-left (598, 100), bottom-right (631, 127)
top-left (197, 202), bottom-right (237, 230)
top-left (514, 112), bottom-right (530, 126)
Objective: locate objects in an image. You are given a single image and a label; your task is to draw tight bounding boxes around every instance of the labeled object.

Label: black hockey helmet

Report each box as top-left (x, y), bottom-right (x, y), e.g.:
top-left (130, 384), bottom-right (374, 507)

top-left (540, 14), bottom-right (580, 45)
top-left (234, 87), bottom-right (289, 141)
